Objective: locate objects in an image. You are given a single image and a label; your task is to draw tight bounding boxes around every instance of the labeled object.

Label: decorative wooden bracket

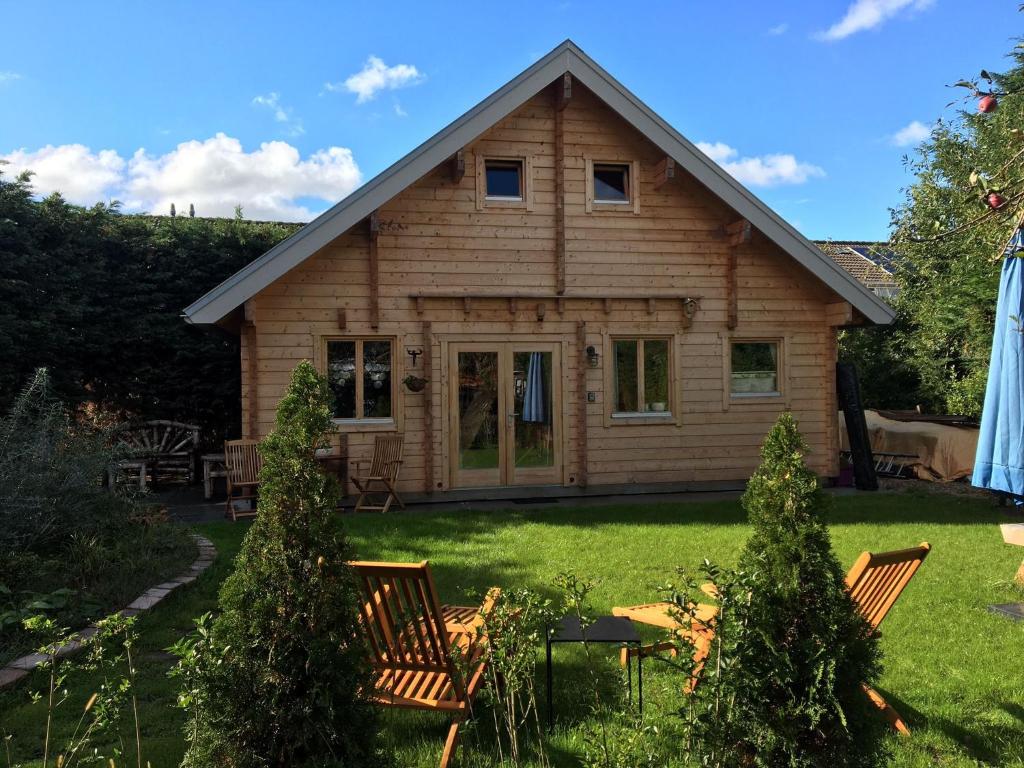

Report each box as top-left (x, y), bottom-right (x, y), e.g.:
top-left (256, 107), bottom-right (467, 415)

top-left (368, 211), bottom-right (380, 329)
top-left (653, 156), bottom-right (675, 190)
top-left (556, 296), bottom-right (565, 314)
top-left (724, 218), bottom-right (752, 247)
top-left (463, 296), bottom-right (473, 315)
top-left (647, 297), bottom-right (657, 315)
top-left (826, 301), bottom-right (854, 327)
top-left (557, 73), bottom-right (572, 111)
top-left (415, 296), bottom-right (425, 316)
top-left (451, 150), bottom-right (465, 183)
top-left (508, 297), bottom-right (518, 314)
top-left (603, 297), bottom-right (613, 315)
top-left (336, 308), bottom-right (347, 330)
top-left (536, 302), bottom-right (546, 322)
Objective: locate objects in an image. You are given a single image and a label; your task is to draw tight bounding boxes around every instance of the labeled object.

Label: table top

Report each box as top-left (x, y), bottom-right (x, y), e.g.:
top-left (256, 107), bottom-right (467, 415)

top-left (548, 615), bottom-right (641, 645)
top-left (201, 453), bottom-right (225, 461)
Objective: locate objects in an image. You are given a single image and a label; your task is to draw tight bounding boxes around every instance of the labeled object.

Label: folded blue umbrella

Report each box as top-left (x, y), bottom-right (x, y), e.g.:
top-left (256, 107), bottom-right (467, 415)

top-left (973, 228), bottom-right (1024, 497)
top-left (521, 352), bottom-right (546, 424)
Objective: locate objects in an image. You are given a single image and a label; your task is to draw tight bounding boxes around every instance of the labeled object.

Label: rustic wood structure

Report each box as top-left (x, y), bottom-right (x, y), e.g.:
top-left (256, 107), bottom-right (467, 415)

top-left (184, 41), bottom-right (894, 500)
top-left (223, 438), bottom-right (262, 520)
top-left (350, 560), bottom-right (499, 768)
top-left (111, 420), bottom-right (200, 489)
top-left (351, 433), bottom-right (405, 513)
top-left (613, 542), bottom-right (931, 733)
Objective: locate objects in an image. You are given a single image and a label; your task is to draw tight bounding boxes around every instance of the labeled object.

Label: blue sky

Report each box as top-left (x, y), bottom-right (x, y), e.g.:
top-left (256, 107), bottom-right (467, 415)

top-left (1, 1), bottom-right (1020, 239)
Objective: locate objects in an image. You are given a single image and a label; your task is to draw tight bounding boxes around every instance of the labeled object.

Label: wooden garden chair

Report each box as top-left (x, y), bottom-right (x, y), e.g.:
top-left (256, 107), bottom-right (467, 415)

top-left (223, 438), bottom-right (262, 521)
top-left (350, 560), bottom-right (500, 768)
top-left (351, 434), bottom-right (404, 513)
top-left (613, 542), bottom-right (931, 733)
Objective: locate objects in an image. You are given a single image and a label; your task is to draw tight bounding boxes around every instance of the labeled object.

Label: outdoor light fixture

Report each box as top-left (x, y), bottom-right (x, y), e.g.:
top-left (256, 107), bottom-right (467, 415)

top-left (586, 345), bottom-right (600, 368)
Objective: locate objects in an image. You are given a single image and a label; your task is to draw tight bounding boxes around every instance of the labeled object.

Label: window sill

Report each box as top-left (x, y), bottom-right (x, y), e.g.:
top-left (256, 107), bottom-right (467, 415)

top-left (610, 412), bottom-right (674, 425)
top-left (331, 418), bottom-right (398, 433)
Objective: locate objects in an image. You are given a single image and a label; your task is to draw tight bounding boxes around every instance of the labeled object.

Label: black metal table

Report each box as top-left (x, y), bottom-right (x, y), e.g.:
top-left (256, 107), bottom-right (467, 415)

top-left (545, 614), bottom-right (643, 731)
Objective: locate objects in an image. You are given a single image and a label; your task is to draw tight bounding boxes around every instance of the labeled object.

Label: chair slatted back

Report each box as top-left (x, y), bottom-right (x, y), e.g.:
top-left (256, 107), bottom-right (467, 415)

top-left (224, 439), bottom-right (262, 485)
top-left (351, 561), bottom-right (462, 690)
top-left (369, 434), bottom-right (404, 481)
top-left (845, 542), bottom-right (930, 632)
top-left (118, 420), bottom-right (200, 457)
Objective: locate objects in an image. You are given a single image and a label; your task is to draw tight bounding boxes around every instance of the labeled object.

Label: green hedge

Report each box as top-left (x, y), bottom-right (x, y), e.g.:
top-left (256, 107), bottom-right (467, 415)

top-left (0, 170), bottom-right (300, 445)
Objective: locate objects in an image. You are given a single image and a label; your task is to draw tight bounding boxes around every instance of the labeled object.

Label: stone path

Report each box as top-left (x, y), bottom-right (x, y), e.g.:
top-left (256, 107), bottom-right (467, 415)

top-left (0, 534), bottom-right (215, 689)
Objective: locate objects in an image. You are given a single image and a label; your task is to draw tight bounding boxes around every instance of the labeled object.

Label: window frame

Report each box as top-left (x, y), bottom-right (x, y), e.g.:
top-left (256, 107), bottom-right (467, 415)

top-left (585, 156), bottom-right (641, 214)
top-left (476, 153), bottom-right (534, 211)
top-left (604, 334), bottom-right (677, 424)
top-left (483, 158), bottom-right (524, 201)
top-left (721, 335), bottom-right (788, 409)
top-left (322, 336), bottom-right (399, 429)
top-left (592, 162), bottom-right (631, 204)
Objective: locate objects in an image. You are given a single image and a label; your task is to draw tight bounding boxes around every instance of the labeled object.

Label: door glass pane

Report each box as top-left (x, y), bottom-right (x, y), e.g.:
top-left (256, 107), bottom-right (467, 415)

top-left (613, 340), bottom-right (638, 412)
top-left (643, 339), bottom-right (670, 412)
top-left (513, 351), bottom-right (553, 469)
top-left (326, 341), bottom-right (356, 418)
top-left (457, 351), bottom-right (499, 470)
top-left (363, 340), bottom-right (392, 417)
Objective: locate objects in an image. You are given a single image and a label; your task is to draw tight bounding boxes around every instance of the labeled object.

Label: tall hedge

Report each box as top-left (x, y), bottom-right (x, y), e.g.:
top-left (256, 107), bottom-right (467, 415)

top-left (0, 169), bottom-right (299, 443)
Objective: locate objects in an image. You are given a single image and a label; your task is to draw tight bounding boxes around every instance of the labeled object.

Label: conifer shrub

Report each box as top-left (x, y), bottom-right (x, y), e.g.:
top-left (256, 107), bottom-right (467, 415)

top-left (173, 361), bottom-right (377, 767)
top-left (672, 413), bottom-right (883, 767)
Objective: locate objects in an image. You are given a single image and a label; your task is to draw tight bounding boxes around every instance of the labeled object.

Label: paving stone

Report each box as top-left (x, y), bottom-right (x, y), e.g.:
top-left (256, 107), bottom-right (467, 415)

top-left (53, 640), bottom-right (84, 659)
top-left (145, 587), bottom-right (173, 598)
top-left (119, 608), bottom-right (141, 618)
top-left (176, 574), bottom-right (197, 584)
top-left (8, 653), bottom-right (48, 671)
top-left (78, 626), bottom-right (99, 641)
top-left (0, 667), bottom-right (29, 687)
top-left (127, 594), bottom-right (164, 611)
top-left (154, 581), bottom-right (182, 591)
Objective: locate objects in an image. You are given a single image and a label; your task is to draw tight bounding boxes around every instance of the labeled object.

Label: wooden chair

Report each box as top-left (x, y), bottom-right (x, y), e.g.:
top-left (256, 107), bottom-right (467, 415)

top-left (351, 434), bottom-right (405, 513)
top-left (613, 542), bottom-right (931, 733)
top-left (224, 439), bottom-right (262, 521)
top-left (350, 560), bottom-right (500, 768)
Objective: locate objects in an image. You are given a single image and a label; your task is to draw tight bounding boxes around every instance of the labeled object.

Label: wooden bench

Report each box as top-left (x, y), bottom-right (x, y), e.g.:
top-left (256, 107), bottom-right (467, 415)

top-left (111, 420), bottom-right (200, 489)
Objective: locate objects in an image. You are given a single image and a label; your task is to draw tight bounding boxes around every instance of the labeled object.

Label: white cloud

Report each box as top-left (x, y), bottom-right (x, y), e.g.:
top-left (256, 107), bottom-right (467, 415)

top-left (889, 120), bottom-right (931, 147)
top-left (767, 22), bottom-right (789, 35)
top-left (1, 133), bottom-right (362, 221)
top-left (817, 0), bottom-right (933, 41)
top-left (251, 92), bottom-right (304, 136)
top-left (393, 101), bottom-right (408, 118)
top-left (696, 141), bottom-right (825, 187)
top-left (0, 71), bottom-right (21, 83)
top-left (0, 144), bottom-right (125, 201)
top-left (326, 56), bottom-right (424, 103)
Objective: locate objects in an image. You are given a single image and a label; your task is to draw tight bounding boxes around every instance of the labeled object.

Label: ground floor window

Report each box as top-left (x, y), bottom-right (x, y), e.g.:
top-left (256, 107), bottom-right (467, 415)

top-left (730, 341), bottom-right (780, 396)
top-left (325, 338), bottom-right (393, 419)
top-left (612, 337), bottom-right (672, 415)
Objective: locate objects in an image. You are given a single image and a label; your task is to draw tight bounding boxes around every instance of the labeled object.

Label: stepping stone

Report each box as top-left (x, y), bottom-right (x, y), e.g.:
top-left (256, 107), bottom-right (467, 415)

top-left (8, 653), bottom-right (48, 671)
top-left (54, 640), bottom-right (84, 658)
top-left (127, 593), bottom-right (164, 611)
top-left (154, 581), bottom-right (182, 591)
top-left (0, 668), bottom-right (28, 686)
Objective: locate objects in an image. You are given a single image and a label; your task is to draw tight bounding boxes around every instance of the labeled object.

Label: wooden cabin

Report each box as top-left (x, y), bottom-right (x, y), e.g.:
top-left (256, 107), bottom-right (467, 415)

top-left (184, 41), bottom-right (893, 501)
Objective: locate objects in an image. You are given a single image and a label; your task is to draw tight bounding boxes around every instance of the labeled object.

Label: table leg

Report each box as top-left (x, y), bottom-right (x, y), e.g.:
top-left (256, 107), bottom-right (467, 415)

top-left (546, 636), bottom-right (554, 732)
top-left (637, 645), bottom-right (643, 716)
top-left (625, 645), bottom-right (633, 706)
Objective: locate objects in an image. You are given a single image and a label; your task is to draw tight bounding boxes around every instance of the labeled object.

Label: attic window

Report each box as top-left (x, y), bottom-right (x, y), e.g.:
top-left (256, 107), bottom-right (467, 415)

top-left (593, 163), bottom-right (630, 203)
top-left (485, 159), bottom-right (523, 200)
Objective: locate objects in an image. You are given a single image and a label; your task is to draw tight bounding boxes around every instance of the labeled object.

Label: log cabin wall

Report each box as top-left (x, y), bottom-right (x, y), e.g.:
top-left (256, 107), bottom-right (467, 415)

top-left (243, 82), bottom-right (842, 494)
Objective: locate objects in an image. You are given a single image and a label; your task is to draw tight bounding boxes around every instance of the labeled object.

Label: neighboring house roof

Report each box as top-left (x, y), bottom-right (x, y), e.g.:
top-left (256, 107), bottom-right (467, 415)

top-left (815, 240), bottom-right (900, 299)
top-left (183, 40), bottom-right (896, 326)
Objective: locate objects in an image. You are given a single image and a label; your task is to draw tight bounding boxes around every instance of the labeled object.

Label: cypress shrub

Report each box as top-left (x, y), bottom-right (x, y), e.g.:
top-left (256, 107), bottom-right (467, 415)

top-left (729, 413), bottom-right (883, 766)
top-left (174, 361), bottom-right (377, 767)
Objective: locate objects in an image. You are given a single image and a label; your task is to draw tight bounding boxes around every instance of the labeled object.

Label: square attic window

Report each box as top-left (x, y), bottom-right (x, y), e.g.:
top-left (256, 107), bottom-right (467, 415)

top-left (485, 159), bottom-right (523, 200)
top-left (594, 163), bottom-right (630, 203)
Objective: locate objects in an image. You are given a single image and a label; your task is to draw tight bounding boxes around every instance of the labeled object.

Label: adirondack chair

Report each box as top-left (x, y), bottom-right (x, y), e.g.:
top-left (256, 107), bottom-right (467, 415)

top-left (350, 560), bottom-right (500, 768)
top-left (224, 439), bottom-right (262, 520)
top-left (351, 434), bottom-right (404, 513)
top-left (613, 542), bottom-right (931, 733)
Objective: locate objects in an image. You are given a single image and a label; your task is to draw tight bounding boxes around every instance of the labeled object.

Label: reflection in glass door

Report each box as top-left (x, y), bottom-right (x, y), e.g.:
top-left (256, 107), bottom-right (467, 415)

top-left (449, 343), bottom-right (561, 488)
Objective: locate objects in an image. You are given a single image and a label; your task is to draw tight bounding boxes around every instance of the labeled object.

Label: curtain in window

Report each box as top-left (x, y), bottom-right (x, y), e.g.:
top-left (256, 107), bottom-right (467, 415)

top-left (521, 352), bottom-right (546, 423)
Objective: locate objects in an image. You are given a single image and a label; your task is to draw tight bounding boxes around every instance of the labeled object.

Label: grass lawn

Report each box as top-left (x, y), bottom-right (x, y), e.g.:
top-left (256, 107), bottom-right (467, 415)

top-left (2, 489), bottom-right (1024, 766)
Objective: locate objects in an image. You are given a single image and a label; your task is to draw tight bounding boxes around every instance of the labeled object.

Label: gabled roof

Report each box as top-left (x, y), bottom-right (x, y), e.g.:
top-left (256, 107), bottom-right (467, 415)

top-left (183, 40), bottom-right (895, 326)
top-left (816, 241), bottom-right (900, 291)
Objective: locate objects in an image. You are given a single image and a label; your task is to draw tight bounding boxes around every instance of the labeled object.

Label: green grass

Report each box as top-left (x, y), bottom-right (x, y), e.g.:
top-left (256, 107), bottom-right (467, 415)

top-left (2, 490), bottom-right (1024, 766)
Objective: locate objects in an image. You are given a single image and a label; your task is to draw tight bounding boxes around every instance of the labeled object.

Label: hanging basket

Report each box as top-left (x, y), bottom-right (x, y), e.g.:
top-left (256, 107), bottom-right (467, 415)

top-left (403, 375), bottom-right (428, 393)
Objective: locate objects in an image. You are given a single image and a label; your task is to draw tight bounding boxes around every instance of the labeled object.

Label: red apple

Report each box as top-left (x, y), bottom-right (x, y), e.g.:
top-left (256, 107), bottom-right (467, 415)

top-left (979, 95), bottom-right (998, 113)
top-left (988, 192), bottom-right (1006, 209)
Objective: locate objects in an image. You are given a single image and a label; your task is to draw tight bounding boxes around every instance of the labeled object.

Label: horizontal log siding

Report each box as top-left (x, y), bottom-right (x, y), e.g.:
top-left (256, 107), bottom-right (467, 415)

top-left (243, 84), bottom-right (841, 492)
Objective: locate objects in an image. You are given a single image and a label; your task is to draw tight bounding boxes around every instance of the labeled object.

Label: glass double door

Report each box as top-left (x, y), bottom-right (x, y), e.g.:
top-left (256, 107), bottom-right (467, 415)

top-left (449, 342), bottom-right (561, 488)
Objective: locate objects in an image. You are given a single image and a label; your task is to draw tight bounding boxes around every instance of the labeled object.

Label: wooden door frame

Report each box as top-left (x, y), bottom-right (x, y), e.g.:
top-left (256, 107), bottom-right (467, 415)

top-left (445, 338), bottom-right (565, 490)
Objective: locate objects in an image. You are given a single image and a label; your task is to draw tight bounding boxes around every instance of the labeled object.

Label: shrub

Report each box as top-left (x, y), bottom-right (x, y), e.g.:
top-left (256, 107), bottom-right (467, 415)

top-left (719, 413), bottom-right (883, 766)
top-left (172, 361), bottom-right (377, 767)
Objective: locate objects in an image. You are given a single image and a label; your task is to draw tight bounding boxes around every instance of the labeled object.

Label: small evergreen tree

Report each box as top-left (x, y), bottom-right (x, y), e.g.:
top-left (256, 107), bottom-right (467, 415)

top-left (174, 361), bottom-right (377, 767)
top-left (728, 413), bottom-right (882, 766)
